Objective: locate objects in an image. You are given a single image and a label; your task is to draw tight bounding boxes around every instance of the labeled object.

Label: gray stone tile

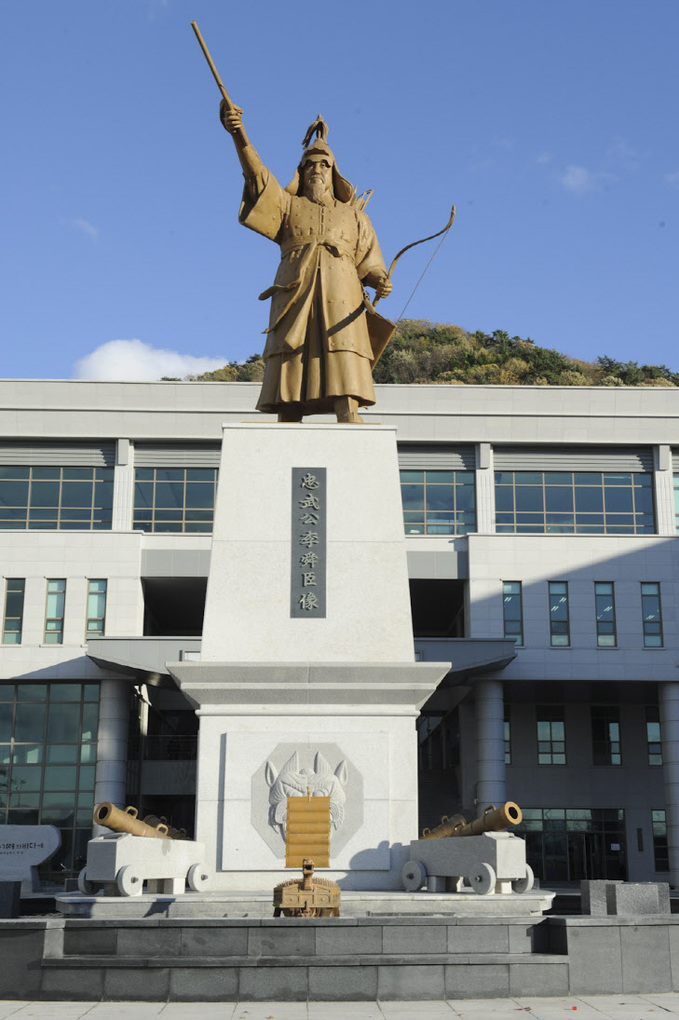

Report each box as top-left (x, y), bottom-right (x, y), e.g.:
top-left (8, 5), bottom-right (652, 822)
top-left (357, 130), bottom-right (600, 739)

top-left (447, 925), bottom-right (509, 954)
top-left (238, 966), bottom-right (308, 1001)
top-left (0, 929), bottom-right (45, 998)
top-left (507, 922), bottom-right (536, 954)
top-left (508, 961), bottom-right (569, 998)
top-left (168, 966), bottom-right (239, 1001)
top-left (248, 926), bottom-right (315, 958)
top-left (116, 927), bottom-right (182, 957)
top-left (377, 964), bottom-right (445, 1000)
top-left (103, 967), bottom-right (171, 1001)
top-left (620, 924), bottom-right (672, 993)
top-left (39, 966), bottom-right (104, 1001)
top-left (379, 1005), bottom-right (455, 1019)
top-left (382, 925), bottom-right (447, 955)
top-left (445, 964), bottom-right (510, 999)
top-left (179, 926), bottom-right (248, 957)
top-left (445, 996), bottom-right (518, 1014)
top-left (315, 925), bottom-right (382, 956)
top-left (565, 925), bottom-right (623, 994)
top-left (63, 927), bottom-right (118, 956)
top-left (161, 1007), bottom-right (237, 1019)
top-left (308, 964), bottom-right (378, 1001)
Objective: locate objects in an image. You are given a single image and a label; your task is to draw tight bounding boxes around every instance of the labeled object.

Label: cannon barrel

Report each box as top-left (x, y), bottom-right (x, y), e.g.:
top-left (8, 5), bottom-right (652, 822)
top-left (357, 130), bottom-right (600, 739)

top-left (421, 802), bottom-right (522, 840)
top-left (93, 802), bottom-right (170, 839)
top-left (142, 814), bottom-right (188, 840)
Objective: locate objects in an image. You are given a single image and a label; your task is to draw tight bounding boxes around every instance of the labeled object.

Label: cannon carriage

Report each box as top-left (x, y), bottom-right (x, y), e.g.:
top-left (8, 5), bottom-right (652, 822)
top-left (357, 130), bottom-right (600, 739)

top-left (402, 802), bottom-right (534, 896)
top-left (77, 803), bottom-right (209, 897)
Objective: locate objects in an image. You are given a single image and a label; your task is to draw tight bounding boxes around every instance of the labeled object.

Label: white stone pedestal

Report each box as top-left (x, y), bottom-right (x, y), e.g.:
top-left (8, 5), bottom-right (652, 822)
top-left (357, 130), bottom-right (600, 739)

top-left (169, 424), bottom-right (449, 891)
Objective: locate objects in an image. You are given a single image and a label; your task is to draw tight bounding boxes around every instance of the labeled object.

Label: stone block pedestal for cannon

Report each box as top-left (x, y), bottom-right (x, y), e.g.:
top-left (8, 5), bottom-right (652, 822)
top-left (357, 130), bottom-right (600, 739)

top-left (168, 423), bottom-right (450, 892)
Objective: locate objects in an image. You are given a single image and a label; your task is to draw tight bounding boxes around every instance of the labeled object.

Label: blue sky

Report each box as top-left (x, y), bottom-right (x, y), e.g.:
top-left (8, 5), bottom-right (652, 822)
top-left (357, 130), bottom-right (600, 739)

top-left (1, 1), bottom-right (677, 380)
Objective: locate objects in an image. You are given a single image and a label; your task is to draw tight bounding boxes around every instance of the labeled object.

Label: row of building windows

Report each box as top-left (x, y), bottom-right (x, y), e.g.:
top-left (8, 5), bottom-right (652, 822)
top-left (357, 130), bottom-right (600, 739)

top-left (502, 580), bottom-right (663, 647)
top-left (2, 579), bottom-right (106, 645)
top-left (504, 704), bottom-right (661, 768)
top-left (0, 465), bottom-right (675, 536)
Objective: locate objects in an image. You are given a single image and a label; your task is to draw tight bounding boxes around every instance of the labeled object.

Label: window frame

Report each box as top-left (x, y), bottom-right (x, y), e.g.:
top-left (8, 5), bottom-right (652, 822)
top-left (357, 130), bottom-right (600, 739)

top-left (502, 581), bottom-right (523, 645)
top-left (85, 579), bottom-right (107, 639)
top-left (548, 581), bottom-right (570, 647)
top-left (44, 579), bottom-right (66, 645)
top-left (641, 582), bottom-right (663, 648)
top-left (536, 705), bottom-right (566, 765)
top-left (591, 705), bottom-right (622, 766)
top-left (594, 581), bottom-right (617, 648)
top-left (3, 578), bottom-right (25, 645)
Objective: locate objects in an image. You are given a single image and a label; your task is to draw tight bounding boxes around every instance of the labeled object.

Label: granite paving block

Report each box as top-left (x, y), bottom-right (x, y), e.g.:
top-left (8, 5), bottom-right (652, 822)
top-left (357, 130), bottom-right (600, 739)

top-left (620, 924), bottom-right (672, 992)
top-left (168, 965), bottom-right (239, 1001)
top-left (377, 964), bottom-right (445, 1000)
top-left (445, 963), bottom-right (510, 999)
top-left (116, 926), bottom-right (182, 957)
top-left (447, 924), bottom-right (509, 954)
top-left (507, 922), bottom-right (535, 954)
top-left (308, 963), bottom-right (378, 1001)
top-left (0, 927), bottom-right (45, 998)
top-left (238, 964), bottom-right (308, 1001)
top-left (103, 966), bottom-right (171, 1001)
top-left (63, 926), bottom-right (118, 956)
top-left (565, 925), bottom-right (623, 994)
top-left (382, 924), bottom-right (447, 955)
top-left (608, 882), bottom-right (665, 916)
top-left (315, 925), bottom-right (382, 956)
top-left (39, 965), bottom-right (105, 1001)
top-left (179, 926), bottom-right (248, 957)
top-left (508, 961), bottom-right (569, 997)
top-left (248, 925), bottom-right (315, 958)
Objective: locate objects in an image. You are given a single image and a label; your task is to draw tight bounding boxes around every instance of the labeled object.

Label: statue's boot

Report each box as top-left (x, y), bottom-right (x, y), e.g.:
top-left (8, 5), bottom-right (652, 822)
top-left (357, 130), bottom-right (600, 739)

top-left (334, 396), bottom-right (365, 424)
top-left (278, 405), bottom-right (303, 423)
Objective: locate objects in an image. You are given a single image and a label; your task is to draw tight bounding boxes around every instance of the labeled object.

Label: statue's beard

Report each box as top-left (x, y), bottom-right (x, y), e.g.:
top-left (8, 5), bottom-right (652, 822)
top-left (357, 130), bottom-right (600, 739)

top-left (307, 180), bottom-right (332, 205)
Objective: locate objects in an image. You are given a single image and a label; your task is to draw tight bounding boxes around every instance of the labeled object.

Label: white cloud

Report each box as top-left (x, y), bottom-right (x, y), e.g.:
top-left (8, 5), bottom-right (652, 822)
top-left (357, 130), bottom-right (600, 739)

top-left (72, 339), bottom-right (227, 382)
top-left (559, 164), bottom-right (597, 193)
top-left (63, 217), bottom-right (99, 240)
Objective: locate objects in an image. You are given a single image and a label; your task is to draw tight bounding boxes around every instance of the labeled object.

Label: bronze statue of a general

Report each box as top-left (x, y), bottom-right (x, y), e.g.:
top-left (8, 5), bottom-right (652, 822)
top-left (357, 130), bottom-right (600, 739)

top-left (220, 105), bottom-right (393, 424)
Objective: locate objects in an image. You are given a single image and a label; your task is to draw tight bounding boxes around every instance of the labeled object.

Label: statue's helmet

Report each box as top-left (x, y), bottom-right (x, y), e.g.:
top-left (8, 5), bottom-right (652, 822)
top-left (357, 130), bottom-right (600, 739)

top-left (285, 115), bottom-right (354, 203)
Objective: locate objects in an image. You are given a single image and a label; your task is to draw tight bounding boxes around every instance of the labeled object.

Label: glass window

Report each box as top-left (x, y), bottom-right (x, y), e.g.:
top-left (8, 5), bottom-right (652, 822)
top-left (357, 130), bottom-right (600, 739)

top-left (592, 706), bottom-right (622, 765)
top-left (86, 579), bottom-right (107, 638)
top-left (3, 578), bottom-right (25, 644)
top-left (400, 470), bottom-right (475, 535)
top-left (502, 581), bottom-right (523, 644)
top-left (641, 583), bottom-right (663, 647)
top-left (0, 683), bottom-right (100, 880)
top-left (133, 467), bottom-right (218, 533)
top-left (44, 579), bottom-right (66, 644)
top-left (595, 582), bottom-right (616, 647)
top-left (536, 706), bottom-right (566, 765)
top-left (646, 705), bottom-right (662, 766)
top-left (495, 471), bottom-right (655, 534)
top-left (652, 810), bottom-right (669, 871)
top-left (0, 466), bottom-right (113, 530)
top-left (548, 582), bottom-right (569, 647)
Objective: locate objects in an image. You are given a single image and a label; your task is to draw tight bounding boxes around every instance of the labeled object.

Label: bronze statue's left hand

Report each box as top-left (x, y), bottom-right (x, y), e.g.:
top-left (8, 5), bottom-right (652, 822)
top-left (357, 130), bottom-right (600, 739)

top-left (375, 276), bottom-right (393, 299)
top-left (220, 99), bottom-right (244, 134)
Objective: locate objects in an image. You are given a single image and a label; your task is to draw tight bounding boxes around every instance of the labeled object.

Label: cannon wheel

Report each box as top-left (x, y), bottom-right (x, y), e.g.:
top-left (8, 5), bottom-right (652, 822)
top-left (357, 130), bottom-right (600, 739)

top-left (468, 862), bottom-right (496, 895)
top-left (116, 864), bottom-right (143, 897)
top-left (77, 867), bottom-right (95, 896)
top-left (401, 859), bottom-right (427, 892)
top-left (187, 863), bottom-right (210, 892)
top-left (511, 863), bottom-right (535, 894)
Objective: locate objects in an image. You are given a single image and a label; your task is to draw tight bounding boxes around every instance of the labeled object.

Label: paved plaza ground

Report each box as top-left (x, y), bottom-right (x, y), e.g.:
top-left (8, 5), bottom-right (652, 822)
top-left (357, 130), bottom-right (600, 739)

top-left (2, 997), bottom-right (679, 1019)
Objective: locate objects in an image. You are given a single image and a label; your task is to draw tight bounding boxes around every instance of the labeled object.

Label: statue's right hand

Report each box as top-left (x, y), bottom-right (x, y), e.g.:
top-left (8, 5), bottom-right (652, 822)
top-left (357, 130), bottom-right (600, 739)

top-left (219, 99), bottom-right (244, 134)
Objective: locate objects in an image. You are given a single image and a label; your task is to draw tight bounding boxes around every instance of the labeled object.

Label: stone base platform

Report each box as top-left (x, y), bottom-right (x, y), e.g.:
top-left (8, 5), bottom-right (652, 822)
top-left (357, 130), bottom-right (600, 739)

top-left (3, 911), bottom-right (679, 1001)
top-left (56, 888), bottom-right (555, 919)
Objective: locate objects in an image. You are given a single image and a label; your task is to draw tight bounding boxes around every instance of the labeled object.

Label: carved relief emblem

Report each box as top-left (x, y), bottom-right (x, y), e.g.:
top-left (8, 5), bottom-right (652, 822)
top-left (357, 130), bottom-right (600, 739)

top-left (265, 750), bottom-right (348, 839)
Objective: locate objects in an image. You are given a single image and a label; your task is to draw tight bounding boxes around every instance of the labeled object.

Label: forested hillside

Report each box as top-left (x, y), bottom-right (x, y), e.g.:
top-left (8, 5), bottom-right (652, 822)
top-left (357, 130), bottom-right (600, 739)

top-left (190, 320), bottom-right (679, 387)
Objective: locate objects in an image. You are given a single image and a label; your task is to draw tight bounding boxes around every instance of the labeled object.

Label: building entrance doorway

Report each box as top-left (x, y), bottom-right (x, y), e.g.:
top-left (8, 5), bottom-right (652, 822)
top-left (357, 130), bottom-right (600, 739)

top-left (520, 808), bottom-right (626, 883)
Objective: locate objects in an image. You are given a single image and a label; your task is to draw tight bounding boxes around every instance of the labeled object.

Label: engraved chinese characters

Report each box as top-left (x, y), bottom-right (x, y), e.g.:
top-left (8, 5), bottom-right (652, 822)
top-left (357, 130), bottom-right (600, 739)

top-left (290, 468), bottom-right (326, 617)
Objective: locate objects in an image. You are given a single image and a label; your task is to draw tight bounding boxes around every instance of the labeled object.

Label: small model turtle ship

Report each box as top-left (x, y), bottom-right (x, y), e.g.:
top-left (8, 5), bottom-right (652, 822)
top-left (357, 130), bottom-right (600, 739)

top-left (272, 791), bottom-right (341, 917)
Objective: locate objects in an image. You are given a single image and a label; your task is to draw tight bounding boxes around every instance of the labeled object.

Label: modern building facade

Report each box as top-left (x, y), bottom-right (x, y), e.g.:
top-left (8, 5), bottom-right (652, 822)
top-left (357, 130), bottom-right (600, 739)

top-left (0, 379), bottom-right (678, 889)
